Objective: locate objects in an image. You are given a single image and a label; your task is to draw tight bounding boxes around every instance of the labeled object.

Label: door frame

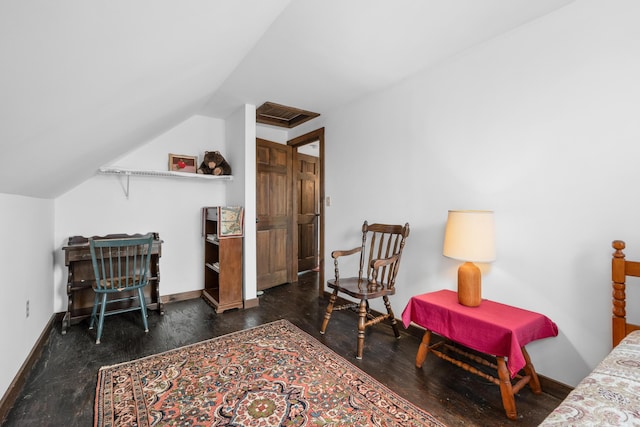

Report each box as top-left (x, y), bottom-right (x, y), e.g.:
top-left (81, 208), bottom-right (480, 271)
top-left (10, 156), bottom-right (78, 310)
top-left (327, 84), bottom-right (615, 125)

top-left (288, 128), bottom-right (325, 296)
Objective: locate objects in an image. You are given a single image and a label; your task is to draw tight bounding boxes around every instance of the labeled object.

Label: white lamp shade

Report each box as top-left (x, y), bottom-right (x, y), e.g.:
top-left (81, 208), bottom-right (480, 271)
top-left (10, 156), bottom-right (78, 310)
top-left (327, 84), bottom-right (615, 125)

top-left (443, 210), bottom-right (496, 263)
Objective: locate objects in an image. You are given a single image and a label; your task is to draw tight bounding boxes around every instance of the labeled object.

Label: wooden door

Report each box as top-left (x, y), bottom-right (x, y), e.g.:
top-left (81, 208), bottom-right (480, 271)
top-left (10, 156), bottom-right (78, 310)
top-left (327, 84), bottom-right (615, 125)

top-left (256, 138), bottom-right (294, 290)
top-left (296, 152), bottom-right (319, 272)
top-left (288, 127), bottom-right (325, 296)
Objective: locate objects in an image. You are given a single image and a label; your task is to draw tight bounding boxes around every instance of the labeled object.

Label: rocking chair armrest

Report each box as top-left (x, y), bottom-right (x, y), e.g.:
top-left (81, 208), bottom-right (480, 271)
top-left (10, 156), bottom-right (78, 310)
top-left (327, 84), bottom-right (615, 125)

top-left (331, 247), bottom-right (361, 259)
top-left (370, 254), bottom-right (399, 270)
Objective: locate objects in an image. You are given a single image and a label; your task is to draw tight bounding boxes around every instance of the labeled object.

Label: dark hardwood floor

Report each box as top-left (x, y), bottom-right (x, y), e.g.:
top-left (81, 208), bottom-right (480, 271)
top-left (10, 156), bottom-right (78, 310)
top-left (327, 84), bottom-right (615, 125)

top-left (3, 272), bottom-right (566, 426)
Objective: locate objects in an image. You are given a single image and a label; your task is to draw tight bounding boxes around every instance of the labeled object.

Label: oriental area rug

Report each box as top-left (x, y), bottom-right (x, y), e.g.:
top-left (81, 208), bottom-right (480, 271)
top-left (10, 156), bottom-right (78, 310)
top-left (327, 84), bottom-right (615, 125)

top-left (95, 319), bottom-right (445, 427)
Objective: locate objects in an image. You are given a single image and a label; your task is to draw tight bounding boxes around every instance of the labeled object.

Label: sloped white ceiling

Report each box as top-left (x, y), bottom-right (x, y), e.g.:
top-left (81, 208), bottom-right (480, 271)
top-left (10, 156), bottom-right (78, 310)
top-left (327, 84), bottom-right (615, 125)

top-left (202, 0), bottom-right (575, 119)
top-left (0, 0), bottom-right (291, 198)
top-left (0, 0), bottom-right (573, 198)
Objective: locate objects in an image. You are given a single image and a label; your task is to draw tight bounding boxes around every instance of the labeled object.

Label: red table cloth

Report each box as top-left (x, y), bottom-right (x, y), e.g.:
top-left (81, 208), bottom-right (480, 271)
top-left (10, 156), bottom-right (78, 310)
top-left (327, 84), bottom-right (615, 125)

top-left (402, 289), bottom-right (558, 378)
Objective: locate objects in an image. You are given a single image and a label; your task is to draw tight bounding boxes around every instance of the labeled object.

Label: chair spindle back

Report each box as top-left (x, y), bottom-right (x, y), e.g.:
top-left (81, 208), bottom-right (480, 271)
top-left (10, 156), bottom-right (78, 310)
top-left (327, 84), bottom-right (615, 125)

top-left (359, 222), bottom-right (410, 289)
top-left (90, 235), bottom-right (154, 292)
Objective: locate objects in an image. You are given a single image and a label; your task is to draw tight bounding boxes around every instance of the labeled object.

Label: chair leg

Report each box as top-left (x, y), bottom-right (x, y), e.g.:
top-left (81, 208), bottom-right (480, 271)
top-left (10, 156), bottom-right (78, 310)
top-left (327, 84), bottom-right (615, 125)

top-left (138, 288), bottom-right (149, 333)
top-left (383, 295), bottom-right (400, 339)
top-left (89, 292), bottom-right (100, 330)
top-left (96, 293), bottom-right (108, 344)
top-left (320, 289), bottom-right (338, 334)
top-left (357, 299), bottom-right (367, 359)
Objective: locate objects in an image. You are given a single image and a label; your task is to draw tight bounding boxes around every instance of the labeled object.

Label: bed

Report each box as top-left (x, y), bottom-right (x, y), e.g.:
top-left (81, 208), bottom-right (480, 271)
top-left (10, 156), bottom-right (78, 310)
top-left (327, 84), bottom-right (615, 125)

top-left (540, 240), bottom-right (640, 426)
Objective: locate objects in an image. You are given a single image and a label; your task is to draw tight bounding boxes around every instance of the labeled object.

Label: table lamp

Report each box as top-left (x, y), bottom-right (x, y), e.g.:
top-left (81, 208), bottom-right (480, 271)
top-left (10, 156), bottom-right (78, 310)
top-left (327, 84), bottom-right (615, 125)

top-left (443, 210), bottom-right (496, 307)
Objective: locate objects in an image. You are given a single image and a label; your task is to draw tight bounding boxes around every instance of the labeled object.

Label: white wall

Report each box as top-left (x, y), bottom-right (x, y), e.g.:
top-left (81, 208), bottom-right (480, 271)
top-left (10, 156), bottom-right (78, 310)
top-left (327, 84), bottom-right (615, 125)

top-left (54, 115), bottom-right (228, 312)
top-left (226, 105), bottom-right (258, 302)
top-left (0, 194), bottom-right (54, 400)
top-left (322, 0), bottom-right (640, 387)
top-left (256, 125), bottom-right (288, 144)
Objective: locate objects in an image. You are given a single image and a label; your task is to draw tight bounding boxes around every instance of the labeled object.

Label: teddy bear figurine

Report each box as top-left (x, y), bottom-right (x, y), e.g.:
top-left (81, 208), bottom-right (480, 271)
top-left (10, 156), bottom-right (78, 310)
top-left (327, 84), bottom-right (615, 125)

top-left (197, 151), bottom-right (232, 176)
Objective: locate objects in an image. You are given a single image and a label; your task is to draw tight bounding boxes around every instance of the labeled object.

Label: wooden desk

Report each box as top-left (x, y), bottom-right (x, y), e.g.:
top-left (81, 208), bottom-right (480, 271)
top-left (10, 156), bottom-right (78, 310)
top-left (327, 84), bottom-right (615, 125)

top-left (402, 290), bottom-right (558, 420)
top-left (61, 233), bottom-right (163, 334)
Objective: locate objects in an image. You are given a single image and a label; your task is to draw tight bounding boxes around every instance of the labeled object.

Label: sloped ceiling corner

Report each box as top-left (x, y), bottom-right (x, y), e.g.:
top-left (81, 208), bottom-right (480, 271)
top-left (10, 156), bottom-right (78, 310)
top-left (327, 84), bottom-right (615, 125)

top-left (0, 0), bottom-right (291, 198)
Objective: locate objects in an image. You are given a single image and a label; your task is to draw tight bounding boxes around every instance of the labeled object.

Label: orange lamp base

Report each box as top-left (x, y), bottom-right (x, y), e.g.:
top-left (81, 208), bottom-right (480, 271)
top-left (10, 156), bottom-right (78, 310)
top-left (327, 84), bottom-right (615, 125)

top-left (457, 261), bottom-right (482, 307)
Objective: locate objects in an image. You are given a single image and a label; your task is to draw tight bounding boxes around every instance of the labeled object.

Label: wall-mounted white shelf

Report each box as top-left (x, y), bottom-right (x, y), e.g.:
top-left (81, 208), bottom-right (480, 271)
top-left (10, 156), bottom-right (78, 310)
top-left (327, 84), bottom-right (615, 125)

top-left (98, 167), bottom-right (233, 180)
top-left (98, 167), bottom-right (232, 198)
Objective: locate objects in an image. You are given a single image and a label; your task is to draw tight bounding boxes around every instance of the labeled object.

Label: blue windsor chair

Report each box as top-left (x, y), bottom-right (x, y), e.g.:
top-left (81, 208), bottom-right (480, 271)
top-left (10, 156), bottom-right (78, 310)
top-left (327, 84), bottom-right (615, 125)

top-left (88, 233), bottom-right (154, 344)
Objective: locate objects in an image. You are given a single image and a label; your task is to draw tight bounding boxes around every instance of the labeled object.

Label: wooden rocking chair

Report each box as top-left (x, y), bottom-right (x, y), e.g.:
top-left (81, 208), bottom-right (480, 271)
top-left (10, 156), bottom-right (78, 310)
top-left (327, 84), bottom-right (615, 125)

top-left (320, 221), bottom-right (410, 359)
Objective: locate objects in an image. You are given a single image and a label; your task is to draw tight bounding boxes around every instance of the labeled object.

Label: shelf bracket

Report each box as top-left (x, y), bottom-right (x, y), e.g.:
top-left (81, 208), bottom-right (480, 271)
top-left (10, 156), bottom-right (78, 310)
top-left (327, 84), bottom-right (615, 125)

top-left (124, 172), bottom-right (131, 199)
top-left (113, 171), bottom-right (131, 198)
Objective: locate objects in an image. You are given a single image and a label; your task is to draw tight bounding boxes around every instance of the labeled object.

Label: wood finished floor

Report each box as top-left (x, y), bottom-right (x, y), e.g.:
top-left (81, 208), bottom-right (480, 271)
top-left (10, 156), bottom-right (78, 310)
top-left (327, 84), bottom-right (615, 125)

top-left (3, 272), bottom-right (566, 426)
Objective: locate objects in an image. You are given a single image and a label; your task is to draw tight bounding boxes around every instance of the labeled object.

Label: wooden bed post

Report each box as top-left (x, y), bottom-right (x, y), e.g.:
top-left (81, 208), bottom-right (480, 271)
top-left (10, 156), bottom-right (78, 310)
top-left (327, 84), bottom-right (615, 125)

top-left (612, 240), bottom-right (627, 347)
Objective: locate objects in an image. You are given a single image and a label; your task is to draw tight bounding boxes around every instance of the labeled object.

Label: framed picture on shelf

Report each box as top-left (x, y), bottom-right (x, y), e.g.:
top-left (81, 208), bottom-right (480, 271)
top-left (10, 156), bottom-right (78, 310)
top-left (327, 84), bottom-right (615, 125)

top-left (217, 206), bottom-right (244, 238)
top-left (168, 154), bottom-right (198, 173)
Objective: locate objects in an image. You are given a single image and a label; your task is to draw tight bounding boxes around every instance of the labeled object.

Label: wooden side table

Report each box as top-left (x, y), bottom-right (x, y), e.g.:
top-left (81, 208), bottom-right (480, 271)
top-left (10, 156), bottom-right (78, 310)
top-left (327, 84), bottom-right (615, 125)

top-left (402, 290), bottom-right (558, 420)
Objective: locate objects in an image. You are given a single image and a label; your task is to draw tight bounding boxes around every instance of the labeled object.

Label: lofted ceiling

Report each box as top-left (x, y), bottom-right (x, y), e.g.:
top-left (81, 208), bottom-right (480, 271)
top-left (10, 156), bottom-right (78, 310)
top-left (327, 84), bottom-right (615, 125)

top-left (0, 0), bottom-right (574, 198)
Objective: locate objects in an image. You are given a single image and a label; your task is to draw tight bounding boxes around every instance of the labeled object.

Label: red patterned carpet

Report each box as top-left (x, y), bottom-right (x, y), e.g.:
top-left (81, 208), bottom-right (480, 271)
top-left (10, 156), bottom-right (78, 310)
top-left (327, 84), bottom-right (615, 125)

top-left (95, 319), bottom-right (445, 426)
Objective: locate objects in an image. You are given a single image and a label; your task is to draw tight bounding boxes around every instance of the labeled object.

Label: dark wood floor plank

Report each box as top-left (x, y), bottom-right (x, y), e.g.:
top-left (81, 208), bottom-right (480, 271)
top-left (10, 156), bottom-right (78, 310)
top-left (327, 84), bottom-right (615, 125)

top-left (2, 272), bottom-right (565, 426)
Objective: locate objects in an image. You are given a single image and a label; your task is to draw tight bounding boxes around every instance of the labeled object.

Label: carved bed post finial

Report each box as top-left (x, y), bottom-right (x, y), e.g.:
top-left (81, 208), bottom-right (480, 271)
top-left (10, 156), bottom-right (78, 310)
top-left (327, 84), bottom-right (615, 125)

top-left (612, 240), bottom-right (626, 257)
top-left (612, 240), bottom-right (627, 347)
